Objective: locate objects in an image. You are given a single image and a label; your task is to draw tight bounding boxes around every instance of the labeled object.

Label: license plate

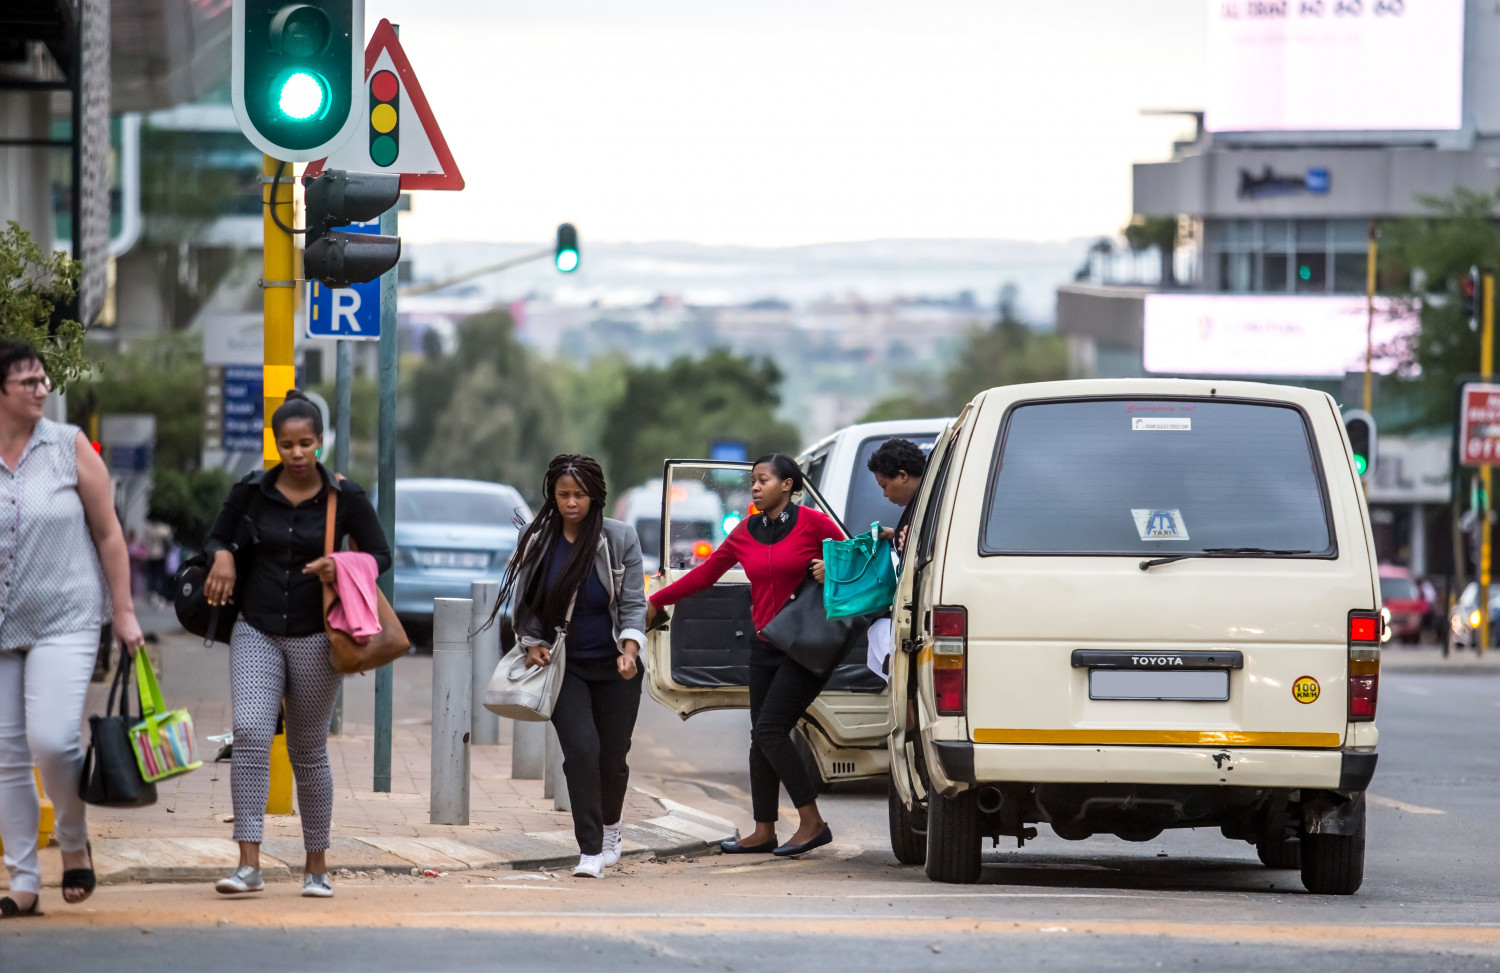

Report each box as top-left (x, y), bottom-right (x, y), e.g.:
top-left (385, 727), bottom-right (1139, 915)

top-left (1089, 669), bottom-right (1229, 701)
top-left (417, 550), bottom-right (490, 570)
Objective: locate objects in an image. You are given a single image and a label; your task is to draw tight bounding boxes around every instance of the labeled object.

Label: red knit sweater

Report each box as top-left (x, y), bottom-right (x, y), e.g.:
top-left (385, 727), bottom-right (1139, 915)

top-left (649, 507), bottom-right (843, 632)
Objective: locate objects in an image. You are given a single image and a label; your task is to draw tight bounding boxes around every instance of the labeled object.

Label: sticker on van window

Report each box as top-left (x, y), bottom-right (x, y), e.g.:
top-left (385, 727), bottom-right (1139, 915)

top-left (1131, 508), bottom-right (1190, 541)
top-left (1132, 417), bottom-right (1191, 431)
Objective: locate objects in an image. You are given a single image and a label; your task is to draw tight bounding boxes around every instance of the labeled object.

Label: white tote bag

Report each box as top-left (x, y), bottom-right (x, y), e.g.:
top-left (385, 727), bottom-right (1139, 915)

top-left (484, 595), bottom-right (576, 722)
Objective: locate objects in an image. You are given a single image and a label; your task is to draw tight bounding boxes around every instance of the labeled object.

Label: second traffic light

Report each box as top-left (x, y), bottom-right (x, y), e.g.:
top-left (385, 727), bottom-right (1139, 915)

top-left (1343, 409), bottom-right (1377, 482)
top-left (555, 223), bottom-right (579, 273)
top-left (303, 169), bottom-right (402, 288)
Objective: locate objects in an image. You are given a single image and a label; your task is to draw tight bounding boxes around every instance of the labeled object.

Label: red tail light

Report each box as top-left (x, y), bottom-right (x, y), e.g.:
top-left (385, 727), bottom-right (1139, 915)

top-left (1348, 609), bottom-right (1380, 722)
top-left (931, 606), bottom-right (966, 716)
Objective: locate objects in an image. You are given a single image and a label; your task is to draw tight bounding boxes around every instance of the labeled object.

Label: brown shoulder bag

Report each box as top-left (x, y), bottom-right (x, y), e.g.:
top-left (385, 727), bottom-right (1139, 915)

top-left (321, 483), bottom-right (410, 675)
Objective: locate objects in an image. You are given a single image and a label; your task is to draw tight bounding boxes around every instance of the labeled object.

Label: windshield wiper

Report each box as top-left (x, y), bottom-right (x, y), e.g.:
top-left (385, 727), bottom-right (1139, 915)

top-left (1139, 548), bottom-right (1314, 572)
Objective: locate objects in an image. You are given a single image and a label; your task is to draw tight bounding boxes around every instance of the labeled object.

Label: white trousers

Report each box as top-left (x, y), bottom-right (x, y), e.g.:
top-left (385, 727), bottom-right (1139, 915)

top-left (0, 629), bottom-right (100, 896)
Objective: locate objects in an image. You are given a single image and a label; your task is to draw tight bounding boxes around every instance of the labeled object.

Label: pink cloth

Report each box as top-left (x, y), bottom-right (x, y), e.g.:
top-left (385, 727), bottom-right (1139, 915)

top-left (327, 551), bottom-right (381, 644)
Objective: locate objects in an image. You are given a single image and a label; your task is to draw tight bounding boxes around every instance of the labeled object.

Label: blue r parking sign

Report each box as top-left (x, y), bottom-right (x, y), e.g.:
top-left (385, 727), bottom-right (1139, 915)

top-left (305, 221), bottom-right (382, 341)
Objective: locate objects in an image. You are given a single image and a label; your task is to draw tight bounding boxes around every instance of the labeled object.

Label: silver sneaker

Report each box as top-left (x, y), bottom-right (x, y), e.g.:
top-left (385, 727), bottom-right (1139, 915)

top-left (302, 873), bottom-right (333, 898)
top-left (601, 822), bottom-right (624, 867)
top-left (215, 865), bottom-right (264, 895)
top-left (573, 854), bottom-right (604, 879)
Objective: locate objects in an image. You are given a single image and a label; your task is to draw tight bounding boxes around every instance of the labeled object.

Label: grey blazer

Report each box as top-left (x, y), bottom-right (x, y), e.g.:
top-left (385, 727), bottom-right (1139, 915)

top-left (510, 517), bottom-right (648, 653)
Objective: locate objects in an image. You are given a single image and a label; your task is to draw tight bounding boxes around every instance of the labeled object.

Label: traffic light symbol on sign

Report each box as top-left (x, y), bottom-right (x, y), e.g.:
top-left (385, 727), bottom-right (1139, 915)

top-left (369, 69), bottom-right (399, 168)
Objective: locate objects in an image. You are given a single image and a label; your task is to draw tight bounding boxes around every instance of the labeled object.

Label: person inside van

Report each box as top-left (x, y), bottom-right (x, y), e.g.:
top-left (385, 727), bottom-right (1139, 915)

top-left (646, 454), bottom-right (842, 858)
top-left (866, 438), bottom-right (927, 563)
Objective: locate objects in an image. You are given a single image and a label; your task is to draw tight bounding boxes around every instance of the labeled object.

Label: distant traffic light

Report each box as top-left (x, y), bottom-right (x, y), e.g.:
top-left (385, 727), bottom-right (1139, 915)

top-left (555, 223), bottom-right (579, 273)
top-left (1343, 409), bottom-right (1376, 482)
top-left (231, 0), bottom-right (364, 161)
top-left (721, 512), bottom-right (742, 534)
top-left (303, 169), bottom-right (402, 288)
top-left (1463, 266), bottom-right (1481, 329)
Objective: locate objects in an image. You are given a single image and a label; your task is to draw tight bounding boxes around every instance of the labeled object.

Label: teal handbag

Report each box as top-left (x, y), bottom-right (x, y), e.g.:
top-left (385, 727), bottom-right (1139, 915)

top-left (822, 523), bottom-right (898, 620)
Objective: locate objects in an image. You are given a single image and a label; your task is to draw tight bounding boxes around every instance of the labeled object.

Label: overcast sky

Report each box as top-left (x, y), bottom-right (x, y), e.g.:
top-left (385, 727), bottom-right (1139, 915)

top-left (366, 0), bottom-right (1206, 247)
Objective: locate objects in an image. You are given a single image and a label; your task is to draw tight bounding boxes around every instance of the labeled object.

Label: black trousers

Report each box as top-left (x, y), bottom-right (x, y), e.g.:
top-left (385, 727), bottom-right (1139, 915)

top-left (550, 655), bottom-right (644, 856)
top-left (748, 639), bottom-right (832, 823)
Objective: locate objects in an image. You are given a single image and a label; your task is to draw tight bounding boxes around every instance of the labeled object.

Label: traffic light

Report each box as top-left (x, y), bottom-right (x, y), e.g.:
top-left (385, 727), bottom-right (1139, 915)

top-left (302, 169), bottom-right (402, 288)
top-left (555, 223), bottom-right (579, 273)
top-left (1463, 266), bottom-right (1481, 330)
top-left (1343, 409), bottom-right (1376, 481)
top-left (231, 0), bottom-right (364, 161)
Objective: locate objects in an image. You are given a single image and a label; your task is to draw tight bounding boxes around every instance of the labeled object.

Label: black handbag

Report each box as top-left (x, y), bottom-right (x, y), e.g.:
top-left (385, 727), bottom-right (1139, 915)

top-left (79, 659), bottom-right (158, 808)
top-left (759, 575), bottom-right (871, 677)
top-left (173, 553), bottom-right (238, 646)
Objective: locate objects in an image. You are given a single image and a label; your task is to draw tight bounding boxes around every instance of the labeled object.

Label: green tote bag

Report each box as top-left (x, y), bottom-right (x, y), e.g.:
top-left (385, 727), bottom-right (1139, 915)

top-left (822, 523), bottom-right (899, 620)
top-left (129, 650), bottom-right (203, 783)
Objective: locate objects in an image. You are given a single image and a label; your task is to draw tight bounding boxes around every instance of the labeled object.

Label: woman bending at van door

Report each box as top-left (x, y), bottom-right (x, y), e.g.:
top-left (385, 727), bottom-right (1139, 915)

top-left (485, 455), bottom-right (648, 879)
top-left (202, 391), bottom-right (390, 899)
top-left (647, 455), bottom-right (842, 858)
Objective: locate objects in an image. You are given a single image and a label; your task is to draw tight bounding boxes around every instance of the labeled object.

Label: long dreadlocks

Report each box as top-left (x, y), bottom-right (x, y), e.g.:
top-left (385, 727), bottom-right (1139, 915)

top-left (482, 454), bottom-right (608, 635)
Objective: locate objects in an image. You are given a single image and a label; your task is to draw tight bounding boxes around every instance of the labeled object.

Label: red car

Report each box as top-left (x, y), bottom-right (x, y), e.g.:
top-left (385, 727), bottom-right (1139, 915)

top-left (1378, 564), bottom-right (1430, 643)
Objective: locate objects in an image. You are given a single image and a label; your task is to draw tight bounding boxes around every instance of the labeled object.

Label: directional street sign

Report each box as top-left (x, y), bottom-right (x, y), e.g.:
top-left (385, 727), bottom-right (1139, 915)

top-left (306, 220), bottom-right (381, 340)
top-left (304, 19), bottom-right (464, 190)
top-left (222, 365), bottom-right (265, 453)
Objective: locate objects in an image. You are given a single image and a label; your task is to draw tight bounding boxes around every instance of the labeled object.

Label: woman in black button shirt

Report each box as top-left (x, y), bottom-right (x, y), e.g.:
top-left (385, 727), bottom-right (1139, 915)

top-left (201, 390), bottom-right (390, 899)
top-left (483, 454), bottom-right (647, 879)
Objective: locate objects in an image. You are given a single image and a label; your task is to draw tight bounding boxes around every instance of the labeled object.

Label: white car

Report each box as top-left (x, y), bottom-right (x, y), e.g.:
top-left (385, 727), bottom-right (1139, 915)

top-left (797, 418), bottom-right (952, 535)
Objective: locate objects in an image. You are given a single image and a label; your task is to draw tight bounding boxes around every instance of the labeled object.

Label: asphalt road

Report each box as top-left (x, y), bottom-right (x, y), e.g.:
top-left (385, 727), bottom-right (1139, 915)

top-left (4, 662), bottom-right (1497, 972)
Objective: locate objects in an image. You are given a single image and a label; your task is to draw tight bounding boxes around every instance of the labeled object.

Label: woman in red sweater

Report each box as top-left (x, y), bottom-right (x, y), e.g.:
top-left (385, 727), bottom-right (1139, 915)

top-left (647, 455), bottom-right (842, 857)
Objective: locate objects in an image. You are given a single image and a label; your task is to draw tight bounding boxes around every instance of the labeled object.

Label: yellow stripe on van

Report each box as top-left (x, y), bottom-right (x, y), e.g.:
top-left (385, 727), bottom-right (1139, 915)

top-left (971, 728), bottom-right (1342, 748)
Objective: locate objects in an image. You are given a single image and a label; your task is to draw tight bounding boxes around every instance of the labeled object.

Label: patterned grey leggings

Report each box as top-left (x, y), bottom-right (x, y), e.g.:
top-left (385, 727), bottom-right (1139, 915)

top-left (229, 621), bottom-right (342, 850)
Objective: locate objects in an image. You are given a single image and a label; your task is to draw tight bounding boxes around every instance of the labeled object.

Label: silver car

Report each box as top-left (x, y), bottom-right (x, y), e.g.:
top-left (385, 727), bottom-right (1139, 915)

top-left (390, 478), bottom-right (531, 645)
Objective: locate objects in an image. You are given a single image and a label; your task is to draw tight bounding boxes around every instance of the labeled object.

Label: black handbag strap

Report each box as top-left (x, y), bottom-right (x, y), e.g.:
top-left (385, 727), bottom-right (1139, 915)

top-left (105, 652), bottom-right (139, 722)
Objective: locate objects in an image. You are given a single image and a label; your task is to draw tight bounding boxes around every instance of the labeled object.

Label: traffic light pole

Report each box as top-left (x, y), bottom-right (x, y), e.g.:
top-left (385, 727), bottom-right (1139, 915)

top-left (261, 152), bottom-right (296, 815)
top-left (1482, 273), bottom-right (1494, 655)
top-left (1362, 220), bottom-right (1378, 414)
top-left (373, 169), bottom-right (399, 793)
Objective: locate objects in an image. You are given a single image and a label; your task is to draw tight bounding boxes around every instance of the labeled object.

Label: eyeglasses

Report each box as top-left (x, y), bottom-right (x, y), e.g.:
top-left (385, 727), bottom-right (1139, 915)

top-left (8, 375), bottom-right (52, 395)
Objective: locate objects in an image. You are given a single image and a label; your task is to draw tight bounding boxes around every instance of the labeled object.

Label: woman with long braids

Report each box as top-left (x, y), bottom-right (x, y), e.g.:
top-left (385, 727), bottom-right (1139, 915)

top-left (485, 455), bottom-right (647, 879)
top-left (646, 454), bottom-right (842, 858)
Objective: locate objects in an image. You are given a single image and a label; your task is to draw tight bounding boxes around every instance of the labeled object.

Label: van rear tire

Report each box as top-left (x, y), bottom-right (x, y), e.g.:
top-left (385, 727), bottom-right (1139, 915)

top-left (888, 780), bottom-right (927, 866)
top-left (1299, 833), bottom-right (1364, 894)
top-left (924, 789), bottom-right (982, 884)
top-left (1256, 838), bottom-right (1301, 869)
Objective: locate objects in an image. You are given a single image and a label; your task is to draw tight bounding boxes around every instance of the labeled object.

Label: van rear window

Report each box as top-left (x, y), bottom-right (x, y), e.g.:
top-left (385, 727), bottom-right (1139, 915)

top-left (981, 399), bottom-right (1334, 556)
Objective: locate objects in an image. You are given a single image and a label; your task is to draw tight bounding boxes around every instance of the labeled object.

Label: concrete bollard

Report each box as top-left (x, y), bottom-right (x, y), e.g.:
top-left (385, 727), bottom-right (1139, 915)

top-left (430, 597), bottom-right (472, 826)
top-left (545, 723), bottom-right (571, 812)
top-left (469, 581), bottom-right (501, 747)
top-left (512, 720), bottom-right (546, 780)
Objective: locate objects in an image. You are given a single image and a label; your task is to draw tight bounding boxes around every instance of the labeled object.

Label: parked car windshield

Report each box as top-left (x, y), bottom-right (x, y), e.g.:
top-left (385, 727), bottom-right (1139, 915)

top-left (396, 488), bottom-right (528, 526)
top-left (981, 399), bottom-right (1334, 556)
top-left (1380, 576), bottom-right (1420, 602)
top-left (845, 433), bottom-right (939, 535)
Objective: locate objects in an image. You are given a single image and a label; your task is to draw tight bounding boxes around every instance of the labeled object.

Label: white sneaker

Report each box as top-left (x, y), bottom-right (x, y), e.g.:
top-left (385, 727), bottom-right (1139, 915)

top-left (215, 865), bottom-right (264, 894)
top-left (573, 853), bottom-right (604, 879)
top-left (302, 872), bottom-right (334, 898)
top-left (602, 822), bottom-right (624, 867)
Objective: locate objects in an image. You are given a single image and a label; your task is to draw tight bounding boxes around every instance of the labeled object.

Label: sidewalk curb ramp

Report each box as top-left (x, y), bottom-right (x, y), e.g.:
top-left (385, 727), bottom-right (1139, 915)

top-left (88, 804), bottom-right (736, 884)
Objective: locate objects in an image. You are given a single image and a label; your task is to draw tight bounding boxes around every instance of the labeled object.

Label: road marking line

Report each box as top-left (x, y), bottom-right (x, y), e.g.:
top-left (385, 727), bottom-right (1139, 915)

top-left (1368, 794), bottom-right (1446, 815)
top-left (728, 892), bottom-right (1142, 900)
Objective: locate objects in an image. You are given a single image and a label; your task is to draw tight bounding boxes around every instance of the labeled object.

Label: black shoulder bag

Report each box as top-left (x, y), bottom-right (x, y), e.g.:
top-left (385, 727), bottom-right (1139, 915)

top-left (79, 658), bottom-right (157, 808)
top-left (173, 486), bottom-right (262, 646)
top-left (759, 575), bottom-right (871, 677)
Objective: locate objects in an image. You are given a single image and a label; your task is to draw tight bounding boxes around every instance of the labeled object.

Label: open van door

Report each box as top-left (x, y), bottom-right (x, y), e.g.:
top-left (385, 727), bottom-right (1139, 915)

top-left (645, 459), bottom-right (887, 722)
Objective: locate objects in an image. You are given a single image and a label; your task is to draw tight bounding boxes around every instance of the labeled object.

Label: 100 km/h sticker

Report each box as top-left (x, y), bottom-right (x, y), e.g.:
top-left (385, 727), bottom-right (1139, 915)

top-left (1292, 675), bottom-right (1321, 704)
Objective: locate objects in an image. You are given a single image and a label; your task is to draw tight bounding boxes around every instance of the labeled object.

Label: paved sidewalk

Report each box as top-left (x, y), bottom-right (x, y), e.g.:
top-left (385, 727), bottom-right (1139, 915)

top-left (6, 608), bottom-right (734, 888)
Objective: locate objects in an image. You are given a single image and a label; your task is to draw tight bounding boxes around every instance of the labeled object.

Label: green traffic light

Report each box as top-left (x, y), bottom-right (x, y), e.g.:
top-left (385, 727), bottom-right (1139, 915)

top-left (556, 249), bottom-right (579, 273)
top-left (1353, 454), bottom-right (1368, 476)
top-left (721, 513), bottom-right (742, 534)
top-left (277, 70), bottom-right (328, 120)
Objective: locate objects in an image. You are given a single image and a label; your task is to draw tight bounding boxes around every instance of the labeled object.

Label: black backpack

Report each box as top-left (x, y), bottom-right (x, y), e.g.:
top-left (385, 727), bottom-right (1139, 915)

top-left (172, 483), bottom-right (262, 646)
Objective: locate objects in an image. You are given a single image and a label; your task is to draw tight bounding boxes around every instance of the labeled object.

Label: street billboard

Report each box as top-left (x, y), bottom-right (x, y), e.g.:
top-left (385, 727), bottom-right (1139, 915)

top-left (1204, 0), bottom-right (1465, 133)
top-left (1142, 294), bottom-right (1417, 377)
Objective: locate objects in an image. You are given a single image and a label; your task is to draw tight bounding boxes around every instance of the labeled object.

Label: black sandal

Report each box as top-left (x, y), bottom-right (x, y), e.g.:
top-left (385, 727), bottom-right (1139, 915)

top-left (61, 840), bottom-right (95, 905)
top-left (0, 895), bottom-right (41, 918)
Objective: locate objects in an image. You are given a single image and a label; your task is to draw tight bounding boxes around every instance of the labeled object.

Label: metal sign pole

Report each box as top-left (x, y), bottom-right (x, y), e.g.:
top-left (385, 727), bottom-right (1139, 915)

top-left (328, 339), bottom-right (353, 736)
top-left (373, 191), bottom-right (398, 792)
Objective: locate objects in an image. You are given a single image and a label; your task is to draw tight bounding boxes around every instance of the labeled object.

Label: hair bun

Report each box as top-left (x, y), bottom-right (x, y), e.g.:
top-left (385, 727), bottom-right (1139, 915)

top-left (284, 388), bottom-right (310, 403)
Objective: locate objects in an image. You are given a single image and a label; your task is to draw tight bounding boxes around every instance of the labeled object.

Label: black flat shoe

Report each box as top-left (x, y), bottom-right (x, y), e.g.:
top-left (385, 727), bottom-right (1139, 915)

top-left (773, 825), bottom-right (833, 858)
top-left (0, 895), bottom-right (41, 919)
top-left (62, 840), bottom-right (95, 905)
top-left (720, 837), bottom-right (778, 854)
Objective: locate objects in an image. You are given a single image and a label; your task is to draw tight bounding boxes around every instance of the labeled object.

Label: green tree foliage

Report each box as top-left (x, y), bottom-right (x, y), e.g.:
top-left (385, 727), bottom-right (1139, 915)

top-left (1123, 216), bottom-right (1178, 286)
top-left (67, 333), bottom-right (205, 472)
top-left (1381, 186), bottom-right (1500, 429)
top-left (601, 349), bottom-right (801, 489)
top-left (0, 221), bottom-right (90, 389)
top-left (402, 309), bottom-right (565, 502)
top-left (149, 467), bottom-right (236, 549)
top-left (860, 305), bottom-right (1069, 421)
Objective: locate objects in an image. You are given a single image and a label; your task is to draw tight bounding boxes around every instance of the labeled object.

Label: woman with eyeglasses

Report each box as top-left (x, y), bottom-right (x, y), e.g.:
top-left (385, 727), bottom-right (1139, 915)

top-left (0, 340), bottom-right (145, 919)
